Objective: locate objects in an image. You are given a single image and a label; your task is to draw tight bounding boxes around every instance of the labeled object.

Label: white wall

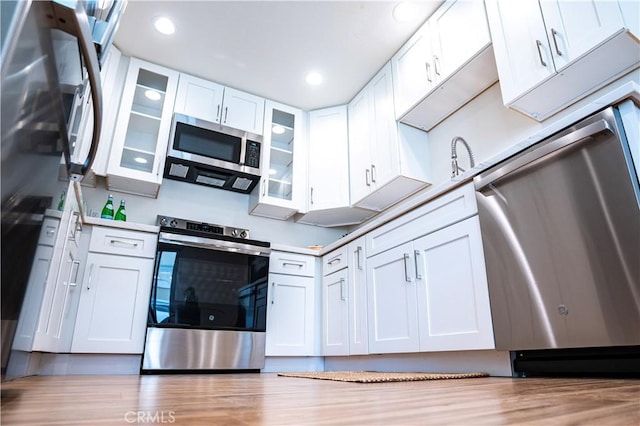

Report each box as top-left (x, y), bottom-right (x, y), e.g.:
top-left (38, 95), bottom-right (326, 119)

top-left (80, 178), bottom-right (347, 248)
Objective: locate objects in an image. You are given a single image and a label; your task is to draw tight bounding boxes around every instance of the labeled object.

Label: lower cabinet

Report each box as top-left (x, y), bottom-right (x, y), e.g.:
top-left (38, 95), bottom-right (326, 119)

top-left (322, 268), bottom-right (349, 356)
top-left (367, 216), bottom-right (494, 354)
top-left (71, 226), bottom-right (156, 354)
top-left (266, 252), bottom-right (317, 356)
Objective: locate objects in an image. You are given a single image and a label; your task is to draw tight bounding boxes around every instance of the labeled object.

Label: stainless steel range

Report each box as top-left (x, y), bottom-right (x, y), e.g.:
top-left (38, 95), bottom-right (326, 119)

top-left (142, 216), bottom-right (270, 372)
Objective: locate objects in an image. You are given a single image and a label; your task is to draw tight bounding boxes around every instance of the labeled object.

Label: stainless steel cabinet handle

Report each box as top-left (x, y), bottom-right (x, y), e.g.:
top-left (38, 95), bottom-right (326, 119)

top-left (535, 40), bottom-right (547, 67)
top-left (340, 278), bottom-right (346, 301)
top-left (403, 253), bottom-right (412, 282)
top-left (69, 260), bottom-right (81, 287)
top-left (414, 250), bottom-right (422, 280)
top-left (109, 239), bottom-right (138, 247)
top-left (223, 107), bottom-right (228, 123)
top-left (46, 228), bottom-right (56, 237)
top-left (433, 55), bottom-right (441, 76)
top-left (310, 187), bottom-right (314, 205)
top-left (371, 164), bottom-right (376, 183)
top-left (86, 264), bottom-right (94, 290)
top-left (356, 246), bottom-right (363, 270)
top-left (282, 262), bottom-right (304, 268)
top-left (216, 104), bottom-right (221, 121)
top-left (262, 179), bottom-right (266, 197)
top-left (270, 282), bottom-right (275, 305)
top-left (425, 62), bottom-right (432, 83)
top-left (365, 169), bottom-right (371, 186)
top-left (551, 28), bottom-right (562, 56)
top-left (327, 255), bottom-right (342, 266)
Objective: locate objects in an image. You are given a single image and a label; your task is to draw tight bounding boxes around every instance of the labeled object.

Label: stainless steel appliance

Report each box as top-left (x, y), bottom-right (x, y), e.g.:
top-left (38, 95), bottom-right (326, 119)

top-left (1, 0), bottom-right (121, 373)
top-left (475, 103), bottom-right (640, 375)
top-left (164, 113), bottom-right (263, 194)
top-left (142, 216), bottom-right (270, 372)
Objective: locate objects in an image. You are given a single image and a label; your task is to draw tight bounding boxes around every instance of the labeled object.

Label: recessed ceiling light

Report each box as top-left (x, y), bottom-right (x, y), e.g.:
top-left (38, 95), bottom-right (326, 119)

top-left (272, 125), bottom-right (285, 135)
top-left (145, 89), bottom-right (161, 101)
top-left (305, 72), bottom-right (323, 86)
top-left (154, 17), bottom-right (175, 35)
top-left (393, 2), bottom-right (418, 23)
top-left (134, 157), bottom-right (148, 164)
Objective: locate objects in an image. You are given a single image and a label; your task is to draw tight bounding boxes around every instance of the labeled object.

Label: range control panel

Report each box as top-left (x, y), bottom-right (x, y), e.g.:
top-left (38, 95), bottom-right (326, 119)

top-left (156, 216), bottom-right (250, 239)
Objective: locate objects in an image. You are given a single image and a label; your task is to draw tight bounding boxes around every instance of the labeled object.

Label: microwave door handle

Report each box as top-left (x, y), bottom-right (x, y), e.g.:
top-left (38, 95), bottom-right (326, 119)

top-left (49, 0), bottom-right (104, 180)
top-left (239, 135), bottom-right (247, 166)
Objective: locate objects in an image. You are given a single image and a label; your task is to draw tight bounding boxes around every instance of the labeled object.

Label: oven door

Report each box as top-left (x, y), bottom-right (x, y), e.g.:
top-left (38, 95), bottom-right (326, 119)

top-left (148, 234), bottom-right (270, 332)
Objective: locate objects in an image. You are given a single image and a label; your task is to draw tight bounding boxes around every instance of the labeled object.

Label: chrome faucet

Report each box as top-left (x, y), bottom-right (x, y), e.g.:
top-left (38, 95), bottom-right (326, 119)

top-left (451, 136), bottom-right (475, 178)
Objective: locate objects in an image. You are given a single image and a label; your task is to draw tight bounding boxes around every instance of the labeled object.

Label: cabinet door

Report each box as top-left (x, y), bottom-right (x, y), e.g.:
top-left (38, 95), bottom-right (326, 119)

top-left (250, 101), bottom-right (305, 219)
top-left (348, 87), bottom-right (373, 205)
top-left (307, 106), bottom-right (350, 211)
top-left (220, 87), bottom-right (265, 135)
top-left (429, 0), bottom-right (491, 81)
top-left (369, 63), bottom-right (399, 191)
top-left (107, 58), bottom-right (179, 195)
top-left (347, 237), bottom-right (368, 355)
top-left (265, 273), bottom-right (315, 356)
top-left (174, 73), bottom-right (224, 123)
top-left (322, 269), bottom-right (349, 356)
top-left (366, 242), bottom-right (419, 354)
top-left (71, 253), bottom-right (154, 353)
top-left (414, 216), bottom-right (494, 352)
top-left (485, 0), bottom-right (555, 104)
top-left (539, 0), bottom-right (625, 71)
top-left (391, 24), bottom-right (433, 118)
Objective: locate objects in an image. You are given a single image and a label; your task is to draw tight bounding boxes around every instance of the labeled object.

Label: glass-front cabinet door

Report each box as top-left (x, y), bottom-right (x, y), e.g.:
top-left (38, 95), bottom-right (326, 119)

top-left (107, 58), bottom-right (179, 197)
top-left (249, 100), bottom-right (305, 220)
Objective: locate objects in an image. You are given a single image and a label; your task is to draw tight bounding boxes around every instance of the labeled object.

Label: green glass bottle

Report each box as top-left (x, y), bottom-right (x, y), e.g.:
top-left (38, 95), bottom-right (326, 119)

top-left (101, 194), bottom-right (114, 220)
top-left (57, 191), bottom-right (65, 211)
top-left (114, 200), bottom-right (126, 222)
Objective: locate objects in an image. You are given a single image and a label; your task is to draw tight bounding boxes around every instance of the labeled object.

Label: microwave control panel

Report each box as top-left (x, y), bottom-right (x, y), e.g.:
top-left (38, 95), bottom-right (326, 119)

top-left (245, 141), bottom-right (261, 168)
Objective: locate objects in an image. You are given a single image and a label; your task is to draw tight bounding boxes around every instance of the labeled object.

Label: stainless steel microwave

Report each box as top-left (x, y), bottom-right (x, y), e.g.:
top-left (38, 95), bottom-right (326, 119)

top-left (164, 113), bottom-right (263, 193)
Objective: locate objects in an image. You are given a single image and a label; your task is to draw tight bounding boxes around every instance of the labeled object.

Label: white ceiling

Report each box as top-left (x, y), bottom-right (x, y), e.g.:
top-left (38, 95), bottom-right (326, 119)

top-left (113, 1), bottom-right (443, 111)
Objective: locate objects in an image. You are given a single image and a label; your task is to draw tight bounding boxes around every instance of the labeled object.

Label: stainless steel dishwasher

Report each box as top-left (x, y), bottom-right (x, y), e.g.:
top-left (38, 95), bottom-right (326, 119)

top-left (474, 104), bottom-right (639, 359)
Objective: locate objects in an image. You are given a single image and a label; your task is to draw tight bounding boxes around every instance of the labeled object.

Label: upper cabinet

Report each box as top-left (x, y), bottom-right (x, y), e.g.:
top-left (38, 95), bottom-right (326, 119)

top-left (295, 106), bottom-right (375, 227)
top-left (106, 58), bottom-right (179, 197)
top-left (348, 62), bottom-right (430, 212)
top-left (249, 100), bottom-right (306, 220)
top-left (486, 0), bottom-right (639, 120)
top-left (174, 73), bottom-right (265, 135)
top-left (392, 0), bottom-right (497, 131)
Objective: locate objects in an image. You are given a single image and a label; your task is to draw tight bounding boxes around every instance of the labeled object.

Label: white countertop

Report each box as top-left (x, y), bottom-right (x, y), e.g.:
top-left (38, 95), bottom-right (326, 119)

top-left (82, 216), bottom-right (160, 233)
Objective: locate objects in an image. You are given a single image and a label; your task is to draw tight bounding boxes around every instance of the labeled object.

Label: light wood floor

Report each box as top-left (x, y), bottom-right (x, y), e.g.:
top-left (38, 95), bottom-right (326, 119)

top-left (1, 373), bottom-right (639, 425)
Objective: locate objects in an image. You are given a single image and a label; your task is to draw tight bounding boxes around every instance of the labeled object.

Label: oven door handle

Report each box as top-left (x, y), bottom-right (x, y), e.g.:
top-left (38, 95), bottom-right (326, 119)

top-left (158, 232), bottom-right (271, 257)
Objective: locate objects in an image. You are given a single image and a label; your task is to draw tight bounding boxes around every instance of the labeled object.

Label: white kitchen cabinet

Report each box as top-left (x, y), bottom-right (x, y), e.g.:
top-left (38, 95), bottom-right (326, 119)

top-left (348, 62), bottom-right (430, 212)
top-left (367, 241), bottom-right (420, 354)
top-left (347, 237), bottom-right (368, 355)
top-left (71, 226), bottom-right (157, 354)
top-left (265, 251), bottom-right (317, 356)
top-left (392, 0), bottom-right (497, 131)
top-left (250, 101), bottom-right (305, 220)
top-left (414, 216), bottom-right (494, 352)
top-left (486, 0), bottom-right (639, 120)
top-left (106, 58), bottom-right (179, 197)
top-left (322, 268), bottom-right (349, 356)
top-left (174, 73), bottom-right (265, 135)
top-left (31, 184), bottom-right (84, 353)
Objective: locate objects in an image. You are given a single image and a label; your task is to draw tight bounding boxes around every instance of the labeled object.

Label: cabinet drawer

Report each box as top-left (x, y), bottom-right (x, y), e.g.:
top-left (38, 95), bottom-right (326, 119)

top-left (38, 217), bottom-right (60, 246)
top-left (89, 226), bottom-right (157, 258)
top-left (366, 182), bottom-right (477, 257)
top-left (322, 245), bottom-right (348, 275)
top-left (270, 251), bottom-right (315, 277)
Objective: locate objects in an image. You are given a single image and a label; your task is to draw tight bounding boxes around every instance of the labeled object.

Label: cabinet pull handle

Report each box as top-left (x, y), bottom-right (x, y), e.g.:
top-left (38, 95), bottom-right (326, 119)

top-left (223, 107), bottom-right (228, 123)
top-left (109, 239), bottom-right (138, 247)
top-left (425, 62), bottom-right (432, 82)
top-left (356, 246), bottom-right (363, 270)
top-left (340, 278), bottom-right (346, 301)
top-left (310, 187), bottom-right (314, 205)
top-left (271, 282), bottom-right (276, 305)
top-left (414, 250), bottom-right (422, 280)
top-left (69, 259), bottom-right (81, 287)
top-left (371, 164), bottom-right (376, 183)
top-left (535, 40), bottom-right (547, 67)
top-left (262, 179), bottom-right (266, 197)
top-left (403, 253), bottom-right (412, 282)
top-left (46, 228), bottom-right (56, 237)
top-left (365, 169), bottom-right (371, 186)
top-left (433, 55), bottom-right (441, 76)
top-left (86, 264), bottom-right (94, 290)
top-left (216, 104), bottom-right (221, 121)
top-left (282, 262), bottom-right (304, 268)
top-left (551, 28), bottom-right (562, 56)
top-left (327, 255), bottom-right (341, 266)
